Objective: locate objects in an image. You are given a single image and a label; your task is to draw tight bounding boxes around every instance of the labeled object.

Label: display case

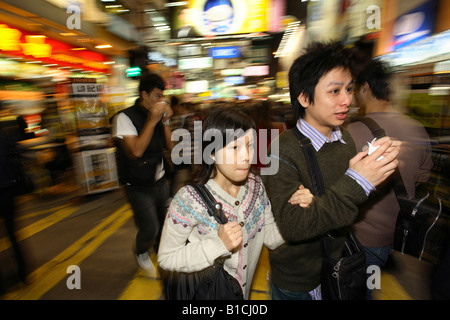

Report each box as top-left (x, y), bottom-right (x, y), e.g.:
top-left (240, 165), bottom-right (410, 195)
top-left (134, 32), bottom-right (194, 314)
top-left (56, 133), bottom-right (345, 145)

top-left (72, 147), bottom-right (119, 194)
top-left (70, 78), bottom-right (119, 194)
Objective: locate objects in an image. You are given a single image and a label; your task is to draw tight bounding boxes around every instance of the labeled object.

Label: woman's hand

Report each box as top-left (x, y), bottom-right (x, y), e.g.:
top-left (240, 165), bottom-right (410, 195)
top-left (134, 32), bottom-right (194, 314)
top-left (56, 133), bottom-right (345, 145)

top-left (218, 220), bottom-right (243, 253)
top-left (288, 185), bottom-right (315, 208)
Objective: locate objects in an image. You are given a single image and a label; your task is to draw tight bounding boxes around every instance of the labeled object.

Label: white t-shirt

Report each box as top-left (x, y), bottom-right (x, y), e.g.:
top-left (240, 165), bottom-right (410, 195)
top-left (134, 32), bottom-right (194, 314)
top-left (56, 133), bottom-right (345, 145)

top-left (112, 113), bottom-right (165, 181)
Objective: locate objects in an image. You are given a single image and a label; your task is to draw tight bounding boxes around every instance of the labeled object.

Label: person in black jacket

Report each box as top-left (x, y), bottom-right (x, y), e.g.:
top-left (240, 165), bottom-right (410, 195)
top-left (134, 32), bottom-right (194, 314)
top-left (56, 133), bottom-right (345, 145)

top-left (0, 103), bottom-right (30, 288)
top-left (112, 73), bottom-right (173, 277)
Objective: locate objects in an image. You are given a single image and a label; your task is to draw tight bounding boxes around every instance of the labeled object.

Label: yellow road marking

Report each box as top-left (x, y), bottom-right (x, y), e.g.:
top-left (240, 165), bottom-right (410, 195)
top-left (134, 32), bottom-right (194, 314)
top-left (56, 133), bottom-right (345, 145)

top-left (16, 202), bottom-right (72, 221)
top-left (0, 205), bottom-right (78, 253)
top-left (119, 267), bottom-right (163, 300)
top-left (250, 247), bottom-right (270, 300)
top-left (373, 272), bottom-right (413, 300)
top-left (2, 203), bottom-right (132, 300)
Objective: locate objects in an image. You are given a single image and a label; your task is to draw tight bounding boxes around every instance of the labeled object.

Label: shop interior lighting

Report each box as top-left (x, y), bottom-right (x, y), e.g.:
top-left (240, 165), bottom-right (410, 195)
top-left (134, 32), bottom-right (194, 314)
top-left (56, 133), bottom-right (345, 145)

top-left (71, 47), bottom-right (87, 51)
top-left (165, 1), bottom-right (189, 7)
top-left (156, 26), bottom-right (171, 32)
top-left (95, 44), bottom-right (113, 49)
top-left (274, 21), bottom-right (301, 58)
top-left (76, 38), bottom-right (93, 43)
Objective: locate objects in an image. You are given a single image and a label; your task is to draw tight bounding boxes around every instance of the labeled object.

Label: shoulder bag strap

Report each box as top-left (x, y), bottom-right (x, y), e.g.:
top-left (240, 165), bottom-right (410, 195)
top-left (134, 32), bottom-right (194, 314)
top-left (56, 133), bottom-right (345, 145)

top-left (358, 117), bottom-right (386, 139)
top-left (290, 126), bottom-right (332, 254)
top-left (357, 117), bottom-right (408, 198)
top-left (191, 184), bottom-right (228, 225)
top-left (291, 126), bottom-right (325, 196)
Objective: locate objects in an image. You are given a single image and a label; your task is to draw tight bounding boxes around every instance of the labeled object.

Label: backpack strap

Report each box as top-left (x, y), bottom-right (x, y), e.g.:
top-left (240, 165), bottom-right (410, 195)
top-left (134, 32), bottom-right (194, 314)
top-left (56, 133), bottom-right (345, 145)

top-left (191, 184), bottom-right (228, 225)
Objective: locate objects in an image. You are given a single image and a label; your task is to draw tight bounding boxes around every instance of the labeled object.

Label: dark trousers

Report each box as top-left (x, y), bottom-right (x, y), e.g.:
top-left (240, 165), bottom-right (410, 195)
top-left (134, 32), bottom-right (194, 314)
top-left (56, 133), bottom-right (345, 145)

top-left (124, 177), bottom-right (170, 255)
top-left (0, 189), bottom-right (27, 284)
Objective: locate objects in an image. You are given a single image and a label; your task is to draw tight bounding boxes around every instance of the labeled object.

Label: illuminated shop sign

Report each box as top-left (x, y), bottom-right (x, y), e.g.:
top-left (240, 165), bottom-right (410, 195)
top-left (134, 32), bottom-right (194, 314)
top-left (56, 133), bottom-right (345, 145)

top-left (209, 46), bottom-right (241, 59)
top-left (185, 80), bottom-right (209, 93)
top-left (381, 29), bottom-right (450, 67)
top-left (178, 57), bottom-right (213, 69)
top-left (393, 0), bottom-right (438, 51)
top-left (178, 44), bottom-right (202, 57)
top-left (0, 23), bottom-right (110, 73)
top-left (172, 0), bottom-right (277, 37)
top-left (243, 65), bottom-right (269, 76)
top-left (148, 51), bottom-right (177, 67)
top-left (224, 76), bottom-right (244, 85)
top-left (220, 68), bottom-right (243, 76)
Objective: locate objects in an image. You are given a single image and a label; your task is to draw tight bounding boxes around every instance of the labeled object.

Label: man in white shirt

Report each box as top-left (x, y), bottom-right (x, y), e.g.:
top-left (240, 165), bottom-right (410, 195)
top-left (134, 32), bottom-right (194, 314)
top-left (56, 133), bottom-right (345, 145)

top-left (112, 73), bottom-right (173, 276)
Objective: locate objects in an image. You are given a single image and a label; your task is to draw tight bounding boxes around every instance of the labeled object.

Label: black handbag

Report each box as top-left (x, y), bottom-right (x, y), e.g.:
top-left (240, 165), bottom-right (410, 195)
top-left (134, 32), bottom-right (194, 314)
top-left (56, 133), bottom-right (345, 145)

top-left (162, 184), bottom-right (244, 300)
top-left (291, 127), bottom-right (367, 300)
top-left (320, 232), bottom-right (367, 300)
top-left (358, 117), bottom-right (446, 262)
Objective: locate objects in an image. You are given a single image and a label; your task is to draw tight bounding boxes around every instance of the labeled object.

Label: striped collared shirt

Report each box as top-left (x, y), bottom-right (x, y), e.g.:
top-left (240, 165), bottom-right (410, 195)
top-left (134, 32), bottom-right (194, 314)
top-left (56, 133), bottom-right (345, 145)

top-left (296, 118), bottom-right (374, 195)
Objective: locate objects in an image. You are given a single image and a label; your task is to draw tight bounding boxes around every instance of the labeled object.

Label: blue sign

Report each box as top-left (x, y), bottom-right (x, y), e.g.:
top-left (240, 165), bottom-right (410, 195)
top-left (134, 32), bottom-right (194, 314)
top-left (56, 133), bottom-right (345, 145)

top-left (393, 0), bottom-right (438, 51)
top-left (224, 76), bottom-right (244, 85)
top-left (209, 46), bottom-right (241, 59)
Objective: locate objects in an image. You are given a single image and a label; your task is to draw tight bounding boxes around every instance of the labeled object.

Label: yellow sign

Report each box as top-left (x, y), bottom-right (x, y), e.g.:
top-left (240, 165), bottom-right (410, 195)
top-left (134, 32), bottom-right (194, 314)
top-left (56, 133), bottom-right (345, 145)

top-left (21, 35), bottom-right (52, 58)
top-left (0, 24), bottom-right (21, 51)
top-left (189, 0), bottom-right (270, 36)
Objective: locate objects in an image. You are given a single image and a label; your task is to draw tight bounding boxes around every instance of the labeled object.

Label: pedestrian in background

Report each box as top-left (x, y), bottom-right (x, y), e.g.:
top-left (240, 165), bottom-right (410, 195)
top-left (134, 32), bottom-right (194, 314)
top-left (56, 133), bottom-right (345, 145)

top-left (346, 59), bottom-right (433, 280)
top-left (112, 73), bottom-right (173, 277)
top-left (168, 95), bottom-right (195, 196)
top-left (0, 101), bottom-right (30, 288)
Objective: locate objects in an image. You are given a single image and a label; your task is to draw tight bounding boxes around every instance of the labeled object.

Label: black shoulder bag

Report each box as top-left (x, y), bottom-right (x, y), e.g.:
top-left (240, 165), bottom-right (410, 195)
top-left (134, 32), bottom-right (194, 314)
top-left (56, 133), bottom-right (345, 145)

top-left (358, 117), bottom-right (445, 262)
top-left (291, 127), bottom-right (367, 300)
top-left (162, 184), bottom-right (244, 300)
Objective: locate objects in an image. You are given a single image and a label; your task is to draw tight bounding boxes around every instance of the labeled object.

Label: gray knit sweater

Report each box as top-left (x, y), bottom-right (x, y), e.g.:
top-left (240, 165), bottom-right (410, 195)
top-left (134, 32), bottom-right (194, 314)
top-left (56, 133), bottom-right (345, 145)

top-left (265, 128), bottom-right (368, 292)
top-left (158, 173), bottom-right (284, 299)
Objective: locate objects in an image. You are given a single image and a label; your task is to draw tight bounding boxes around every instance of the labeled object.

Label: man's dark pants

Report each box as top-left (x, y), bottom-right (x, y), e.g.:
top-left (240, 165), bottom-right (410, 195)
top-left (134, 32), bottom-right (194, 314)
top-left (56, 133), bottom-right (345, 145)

top-left (124, 177), bottom-right (170, 255)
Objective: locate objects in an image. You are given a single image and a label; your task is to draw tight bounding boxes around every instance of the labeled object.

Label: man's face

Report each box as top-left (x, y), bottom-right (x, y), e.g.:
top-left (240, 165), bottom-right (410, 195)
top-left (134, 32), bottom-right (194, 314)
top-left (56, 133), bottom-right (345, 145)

top-left (301, 67), bottom-right (354, 137)
top-left (141, 88), bottom-right (165, 111)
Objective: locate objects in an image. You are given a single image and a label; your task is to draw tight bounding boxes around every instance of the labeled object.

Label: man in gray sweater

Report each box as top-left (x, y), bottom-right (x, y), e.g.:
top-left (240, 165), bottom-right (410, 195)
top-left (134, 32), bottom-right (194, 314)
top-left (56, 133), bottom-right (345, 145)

top-left (264, 42), bottom-right (401, 300)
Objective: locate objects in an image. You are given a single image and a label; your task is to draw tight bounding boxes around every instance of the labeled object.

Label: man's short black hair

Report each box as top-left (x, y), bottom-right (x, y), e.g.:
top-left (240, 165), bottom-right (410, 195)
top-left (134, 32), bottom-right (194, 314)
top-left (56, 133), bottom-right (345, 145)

top-left (138, 73), bottom-right (165, 94)
top-left (355, 59), bottom-right (392, 101)
top-left (289, 41), bottom-right (352, 119)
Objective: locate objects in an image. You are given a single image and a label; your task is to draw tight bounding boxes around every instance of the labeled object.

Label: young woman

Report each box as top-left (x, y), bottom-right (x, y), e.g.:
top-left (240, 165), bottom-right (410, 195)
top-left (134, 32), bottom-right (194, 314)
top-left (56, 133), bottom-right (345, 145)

top-left (157, 107), bottom-right (313, 299)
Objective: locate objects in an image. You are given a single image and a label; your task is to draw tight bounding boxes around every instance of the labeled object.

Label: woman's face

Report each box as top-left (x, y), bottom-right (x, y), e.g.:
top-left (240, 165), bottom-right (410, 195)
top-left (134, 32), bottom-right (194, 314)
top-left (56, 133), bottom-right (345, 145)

top-left (212, 129), bottom-right (255, 186)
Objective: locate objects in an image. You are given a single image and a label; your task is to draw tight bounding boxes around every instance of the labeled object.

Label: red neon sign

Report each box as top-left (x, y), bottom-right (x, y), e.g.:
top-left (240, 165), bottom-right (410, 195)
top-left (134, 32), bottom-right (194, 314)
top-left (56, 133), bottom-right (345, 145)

top-left (0, 23), bottom-right (110, 73)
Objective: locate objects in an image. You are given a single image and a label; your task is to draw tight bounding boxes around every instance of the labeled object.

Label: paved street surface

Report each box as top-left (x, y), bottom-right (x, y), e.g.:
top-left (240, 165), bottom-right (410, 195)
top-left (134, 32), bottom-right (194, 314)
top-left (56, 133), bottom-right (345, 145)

top-left (0, 186), bottom-right (437, 301)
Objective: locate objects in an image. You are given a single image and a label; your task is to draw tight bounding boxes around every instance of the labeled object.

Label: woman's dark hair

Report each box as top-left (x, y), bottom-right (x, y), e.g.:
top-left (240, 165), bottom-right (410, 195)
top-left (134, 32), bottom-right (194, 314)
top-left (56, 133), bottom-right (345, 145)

top-left (289, 41), bottom-right (352, 119)
top-left (191, 106), bottom-right (256, 185)
top-left (355, 59), bottom-right (392, 101)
